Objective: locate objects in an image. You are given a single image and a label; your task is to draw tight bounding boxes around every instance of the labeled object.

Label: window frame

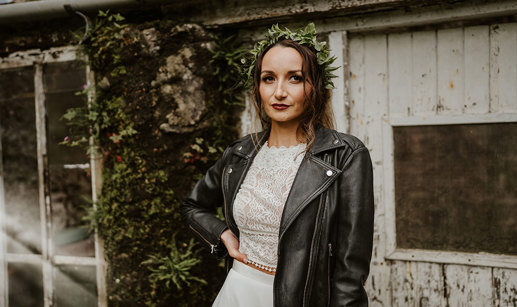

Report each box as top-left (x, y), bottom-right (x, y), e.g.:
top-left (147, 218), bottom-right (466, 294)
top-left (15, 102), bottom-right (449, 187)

top-left (0, 46), bottom-right (107, 307)
top-left (383, 113), bottom-right (517, 269)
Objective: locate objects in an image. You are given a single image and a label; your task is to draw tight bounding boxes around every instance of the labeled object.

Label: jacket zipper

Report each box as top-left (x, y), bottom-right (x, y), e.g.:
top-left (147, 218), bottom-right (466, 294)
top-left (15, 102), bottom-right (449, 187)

top-left (188, 224), bottom-right (216, 254)
top-left (221, 166), bottom-right (231, 230)
top-left (327, 242), bottom-right (333, 307)
top-left (302, 193), bottom-right (325, 307)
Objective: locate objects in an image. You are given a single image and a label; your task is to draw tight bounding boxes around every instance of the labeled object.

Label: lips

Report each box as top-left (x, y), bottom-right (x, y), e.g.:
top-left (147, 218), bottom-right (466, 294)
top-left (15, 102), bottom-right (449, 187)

top-left (272, 103), bottom-right (289, 110)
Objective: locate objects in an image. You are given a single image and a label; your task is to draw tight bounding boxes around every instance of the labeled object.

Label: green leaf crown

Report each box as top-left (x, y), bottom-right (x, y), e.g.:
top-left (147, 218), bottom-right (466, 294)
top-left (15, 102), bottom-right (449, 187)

top-left (244, 22), bottom-right (339, 90)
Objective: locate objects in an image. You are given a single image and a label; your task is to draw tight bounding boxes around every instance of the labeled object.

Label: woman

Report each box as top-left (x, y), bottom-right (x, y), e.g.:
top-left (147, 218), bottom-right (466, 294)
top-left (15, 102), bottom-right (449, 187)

top-left (181, 23), bottom-right (374, 307)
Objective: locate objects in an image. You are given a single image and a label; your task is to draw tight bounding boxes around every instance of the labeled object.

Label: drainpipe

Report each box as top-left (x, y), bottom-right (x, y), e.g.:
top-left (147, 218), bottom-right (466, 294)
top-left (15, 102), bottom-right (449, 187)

top-left (0, 0), bottom-right (175, 24)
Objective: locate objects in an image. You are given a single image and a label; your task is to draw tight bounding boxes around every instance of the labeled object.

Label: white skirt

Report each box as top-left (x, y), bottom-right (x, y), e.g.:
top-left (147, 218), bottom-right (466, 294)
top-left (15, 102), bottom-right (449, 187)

top-left (212, 260), bottom-right (274, 307)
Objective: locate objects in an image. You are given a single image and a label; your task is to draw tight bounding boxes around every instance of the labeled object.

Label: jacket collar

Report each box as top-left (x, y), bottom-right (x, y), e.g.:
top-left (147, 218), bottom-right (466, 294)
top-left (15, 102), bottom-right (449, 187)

top-left (232, 125), bottom-right (346, 159)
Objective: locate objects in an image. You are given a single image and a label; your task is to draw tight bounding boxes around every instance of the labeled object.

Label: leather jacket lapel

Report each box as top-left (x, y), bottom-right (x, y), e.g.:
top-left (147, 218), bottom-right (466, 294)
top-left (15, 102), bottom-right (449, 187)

top-left (224, 126), bottom-right (347, 239)
top-left (222, 131), bottom-right (269, 235)
top-left (279, 153), bottom-right (342, 239)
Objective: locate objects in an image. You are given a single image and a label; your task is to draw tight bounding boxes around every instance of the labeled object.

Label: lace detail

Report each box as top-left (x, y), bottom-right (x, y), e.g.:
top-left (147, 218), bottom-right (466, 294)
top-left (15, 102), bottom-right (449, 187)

top-left (233, 141), bottom-right (306, 270)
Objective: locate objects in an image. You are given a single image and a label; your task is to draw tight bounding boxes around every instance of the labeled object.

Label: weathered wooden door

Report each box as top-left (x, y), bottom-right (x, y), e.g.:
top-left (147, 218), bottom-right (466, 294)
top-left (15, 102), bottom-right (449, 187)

top-left (338, 21), bottom-right (517, 306)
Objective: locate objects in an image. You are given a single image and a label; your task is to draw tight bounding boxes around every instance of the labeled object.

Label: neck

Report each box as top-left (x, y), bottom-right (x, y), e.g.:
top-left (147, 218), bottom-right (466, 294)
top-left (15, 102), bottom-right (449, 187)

top-left (268, 121), bottom-right (303, 147)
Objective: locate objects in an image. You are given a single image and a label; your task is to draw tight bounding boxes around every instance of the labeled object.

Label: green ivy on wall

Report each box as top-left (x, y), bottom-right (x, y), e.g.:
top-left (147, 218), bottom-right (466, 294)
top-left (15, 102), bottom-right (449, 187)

top-left (62, 10), bottom-right (245, 306)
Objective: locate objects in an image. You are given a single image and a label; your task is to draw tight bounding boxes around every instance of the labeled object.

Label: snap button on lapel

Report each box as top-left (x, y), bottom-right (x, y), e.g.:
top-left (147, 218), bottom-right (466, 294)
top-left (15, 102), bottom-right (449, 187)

top-left (228, 168), bottom-right (233, 174)
top-left (333, 139), bottom-right (339, 145)
top-left (326, 170), bottom-right (333, 176)
top-left (237, 146), bottom-right (242, 151)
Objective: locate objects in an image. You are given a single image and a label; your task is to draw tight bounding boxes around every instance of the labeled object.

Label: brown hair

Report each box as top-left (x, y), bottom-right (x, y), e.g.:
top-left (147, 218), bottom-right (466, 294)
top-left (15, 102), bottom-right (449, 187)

top-left (251, 39), bottom-right (334, 152)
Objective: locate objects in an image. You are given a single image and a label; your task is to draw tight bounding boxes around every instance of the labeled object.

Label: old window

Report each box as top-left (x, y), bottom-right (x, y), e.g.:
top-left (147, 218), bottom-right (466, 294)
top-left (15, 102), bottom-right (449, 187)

top-left (0, 47), bottom-right (105, 306)
top-left (393, 123), bottom-right (517, 255)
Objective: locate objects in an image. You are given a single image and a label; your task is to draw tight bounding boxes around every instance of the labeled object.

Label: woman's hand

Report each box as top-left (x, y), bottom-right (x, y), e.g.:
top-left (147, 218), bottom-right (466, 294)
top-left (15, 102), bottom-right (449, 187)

top-left (220, 229), bottom-right (248, 263)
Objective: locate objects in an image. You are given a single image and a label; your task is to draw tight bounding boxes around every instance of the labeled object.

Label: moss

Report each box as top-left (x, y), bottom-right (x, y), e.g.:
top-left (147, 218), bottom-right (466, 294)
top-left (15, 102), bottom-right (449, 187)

top-left (63, 11), bottom-right (245, 306)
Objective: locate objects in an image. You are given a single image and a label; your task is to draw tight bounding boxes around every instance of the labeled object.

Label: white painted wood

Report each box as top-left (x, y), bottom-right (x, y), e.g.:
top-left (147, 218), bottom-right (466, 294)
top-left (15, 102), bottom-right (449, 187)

top-left (493, 268), bottom-right (517, 306)
top-left (329, 31), bottom-right (348, 133)
top-left (382, 121), bottom-right (396, 257)
top-left (0, 46), bottom-right (78, 69)
top-left (53, 256), bottom-right (97, 266)
top-left (464, 25), bottom-right (490, 114)
top-left (387, 32), bottom-right (412, 117)
top-left (437, 27), bottom-right (464, 114)
top-left (390, 261), bottom-right (444, 306)
top-left (5, 253), bottom-right (42, 264)
top-left (390, 260), bottom-right (415, 306)
top-left (414, 262), bottom-right (445, 307)
top-left (239, 93), bottom-right (262, 137)
top-left (315, 1), bottom-right (517, 34)
top-left (34, 63), bottom-right (54, 307)
top-left (0, 128), bottom-right (8, 307)
top-left (87, 64), bottom-right (108, 307)
top-left (389, 112), bottom-right (517, 126)
top-left (489, 22), bottom-right (517, 113)
top-left (388, 249), bottom-right (517, 270)
top-left (362, 33), bottom-right (391, 306)
top-left (412, 30), bottom-right (437, 116)
top-left (347, 34), bottom-right (365, 140)
top-left (444, 265), bottom-right (493, 306)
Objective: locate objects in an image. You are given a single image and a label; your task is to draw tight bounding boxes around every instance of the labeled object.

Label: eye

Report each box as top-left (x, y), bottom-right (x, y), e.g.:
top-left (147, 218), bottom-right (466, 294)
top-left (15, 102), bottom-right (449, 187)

top-left (262, 75), bottom-right (275, 82)
top-left (290, 75), bottom-right (303, 82)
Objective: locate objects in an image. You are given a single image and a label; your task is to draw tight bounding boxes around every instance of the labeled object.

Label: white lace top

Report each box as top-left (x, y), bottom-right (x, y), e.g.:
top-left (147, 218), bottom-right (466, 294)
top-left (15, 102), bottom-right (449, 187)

top-left (233, 141), bottom-right (306, 271)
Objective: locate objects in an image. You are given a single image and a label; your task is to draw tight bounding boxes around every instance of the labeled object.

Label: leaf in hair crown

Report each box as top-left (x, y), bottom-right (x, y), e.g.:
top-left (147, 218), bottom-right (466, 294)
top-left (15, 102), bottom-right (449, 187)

top-left (243, 22), bottom-right (339, 90)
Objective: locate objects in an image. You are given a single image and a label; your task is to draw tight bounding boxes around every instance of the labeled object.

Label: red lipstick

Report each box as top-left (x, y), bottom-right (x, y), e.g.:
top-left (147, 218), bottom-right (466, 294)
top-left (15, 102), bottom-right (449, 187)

top-left (272, 104), bottom-right (289, 110)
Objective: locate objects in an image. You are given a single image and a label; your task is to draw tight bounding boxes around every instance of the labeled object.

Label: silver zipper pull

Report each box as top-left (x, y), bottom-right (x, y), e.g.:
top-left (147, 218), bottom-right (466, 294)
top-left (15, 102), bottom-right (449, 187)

top-left (328, 243), bottom-right (333, 257)
top-left (210, 244), bottom-right (216, 254)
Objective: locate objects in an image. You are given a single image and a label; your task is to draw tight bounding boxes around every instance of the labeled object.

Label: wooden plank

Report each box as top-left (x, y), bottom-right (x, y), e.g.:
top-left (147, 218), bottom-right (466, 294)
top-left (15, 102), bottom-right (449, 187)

top-left (412, 30), bottom-right (437, 116)
top-left (389, 112), bottom-right (517, 127)
top-left (0, 122), bottom-right (8, 307)
top-left (329, 31), bottom-right (349, 133)
top-left (388, 248), bottom-right (517, 270)
top-left (363, 33), bottom-right (390, 306)
top-left (413, 262), bottom-right (445, 307)
top-left (382, 121), bottom-right (396, 257)
top-left (5, 253), bottom-right (43, 264)
top-left (348, 34), bottom-right (365, 140)
top-left (0, 46), bottom-right (79, 69)
top-left (493, 268), bottom-right (517, 306)
top-left (390, 260), bottom-right (446, 307)
top-left (35, 63), bottom-right (54, 307)
top-left (86, 64), bottom-right (108, 307)
top-left (437, 27), bottom-right (464, 115)
top-left (387, 32), bottom-right (412, 117)
top-left (444, 265), bottom-right (493, 306)
top-left (489, 22), bottom-right (517, 113)
top-left (464, 25), bottom-right (490, 114)
top-left (390, 260), bottom-right (415, 306)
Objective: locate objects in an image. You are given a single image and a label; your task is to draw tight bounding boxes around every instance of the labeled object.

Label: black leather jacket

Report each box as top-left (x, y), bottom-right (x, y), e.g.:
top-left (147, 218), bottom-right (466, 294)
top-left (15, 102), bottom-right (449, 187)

top-left (181, 126), bottom-right (374, 306)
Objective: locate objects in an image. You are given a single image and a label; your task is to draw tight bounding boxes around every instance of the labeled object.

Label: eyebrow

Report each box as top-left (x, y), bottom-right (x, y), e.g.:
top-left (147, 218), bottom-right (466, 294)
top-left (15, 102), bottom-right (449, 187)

top-left (261, 70), bottom-right (302, 74)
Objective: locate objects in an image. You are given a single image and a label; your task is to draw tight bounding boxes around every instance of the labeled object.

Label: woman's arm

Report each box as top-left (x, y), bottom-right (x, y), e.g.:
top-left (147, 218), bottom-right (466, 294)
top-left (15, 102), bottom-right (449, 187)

top-left (331, 146), bottom-right (374, 307)
top-left (180, 147), bottom-right (232, 259)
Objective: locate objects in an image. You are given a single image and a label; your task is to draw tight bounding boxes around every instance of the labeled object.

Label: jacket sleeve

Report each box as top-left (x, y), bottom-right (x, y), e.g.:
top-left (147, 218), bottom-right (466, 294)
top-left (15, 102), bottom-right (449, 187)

top-left (331, 146), bottom-right (374, 307)
top-left (180, 146), bottom-right (231, 259)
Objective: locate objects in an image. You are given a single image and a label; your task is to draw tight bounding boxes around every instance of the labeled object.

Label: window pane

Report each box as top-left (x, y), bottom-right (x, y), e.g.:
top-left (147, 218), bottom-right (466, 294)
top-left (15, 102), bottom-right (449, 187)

top-left (0, 66), bottom-right (42, 254)
top-left (43, 61), bottom-right (94, 257)
top-left (394, 123), bottom-right (517, 255)
top-left (51, 167), bottom-right (94, 257)
top-left (54, 265), bottom-right (97, 306)
top-left (8, 263), bottom-right (44, 307)
top-left (44, 61), bottom-right (88, 166)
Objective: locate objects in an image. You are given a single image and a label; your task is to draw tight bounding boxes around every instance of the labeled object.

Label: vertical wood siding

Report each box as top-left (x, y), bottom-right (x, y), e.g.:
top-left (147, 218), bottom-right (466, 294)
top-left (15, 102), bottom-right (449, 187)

top-left (345, 22), bottom-right (517, 306)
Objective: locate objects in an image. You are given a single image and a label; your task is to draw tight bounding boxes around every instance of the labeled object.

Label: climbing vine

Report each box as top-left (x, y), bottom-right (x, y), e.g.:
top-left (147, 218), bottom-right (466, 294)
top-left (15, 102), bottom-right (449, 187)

top-left (63, 10), bottom-right (245, 306)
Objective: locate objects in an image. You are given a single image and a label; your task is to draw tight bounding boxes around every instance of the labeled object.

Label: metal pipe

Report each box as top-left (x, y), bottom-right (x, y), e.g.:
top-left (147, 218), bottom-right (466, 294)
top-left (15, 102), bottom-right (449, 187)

top-left (0, 0), bottom-right (173, 24)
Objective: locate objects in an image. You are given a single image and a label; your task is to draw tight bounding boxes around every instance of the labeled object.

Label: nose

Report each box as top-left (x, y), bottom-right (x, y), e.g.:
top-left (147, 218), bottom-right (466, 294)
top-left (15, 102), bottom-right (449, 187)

top-left (274, 80), bottom-right (287, 100)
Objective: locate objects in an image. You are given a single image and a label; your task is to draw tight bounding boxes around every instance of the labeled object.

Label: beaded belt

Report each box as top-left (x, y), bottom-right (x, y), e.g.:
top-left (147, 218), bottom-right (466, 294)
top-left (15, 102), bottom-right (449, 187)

top-left (245, 259), bottom-right (276, 275)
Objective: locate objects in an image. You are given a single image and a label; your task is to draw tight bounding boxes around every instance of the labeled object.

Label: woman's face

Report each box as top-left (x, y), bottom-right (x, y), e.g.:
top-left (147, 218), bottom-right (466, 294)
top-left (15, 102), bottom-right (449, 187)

top-left (259, 46), bottom-right (311, 128)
